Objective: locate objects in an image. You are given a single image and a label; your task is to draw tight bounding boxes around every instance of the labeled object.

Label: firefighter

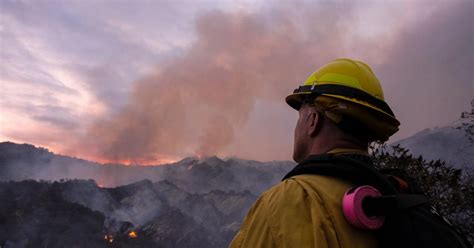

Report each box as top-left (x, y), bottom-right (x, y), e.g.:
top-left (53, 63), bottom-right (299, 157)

top-left (230, 58), bottom-right (400, 247)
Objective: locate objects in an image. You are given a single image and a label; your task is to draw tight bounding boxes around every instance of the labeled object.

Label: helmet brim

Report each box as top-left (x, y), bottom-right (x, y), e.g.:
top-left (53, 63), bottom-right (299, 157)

top-left (286, 92), bottom-right (399, 125)
top-left (285, 92), bottom-right (312, 110)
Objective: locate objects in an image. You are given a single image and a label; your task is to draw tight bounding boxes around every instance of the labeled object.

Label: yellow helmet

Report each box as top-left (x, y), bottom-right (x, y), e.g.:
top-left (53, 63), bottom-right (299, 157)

top-left (285, 58), bottom-right (400, 142)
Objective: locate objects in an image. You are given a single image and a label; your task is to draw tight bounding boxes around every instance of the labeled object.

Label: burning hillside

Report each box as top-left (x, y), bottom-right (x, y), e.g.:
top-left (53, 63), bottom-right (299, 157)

top-left (0, 142), bottom-right (294, 247)
top-left (0, 179), bottom-right (258, 247)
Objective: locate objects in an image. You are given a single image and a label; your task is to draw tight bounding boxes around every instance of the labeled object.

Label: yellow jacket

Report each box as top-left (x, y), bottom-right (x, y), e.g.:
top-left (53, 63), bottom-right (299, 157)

top-left (230, 150), bottom-right (379, 248)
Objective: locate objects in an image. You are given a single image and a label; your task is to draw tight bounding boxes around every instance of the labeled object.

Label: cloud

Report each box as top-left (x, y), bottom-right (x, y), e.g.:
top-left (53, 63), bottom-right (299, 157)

top-left (1, 0), bottom-right (472, 163)
top-left (0, 0), bottom-right (206, 151)
top-left (30, 104), bottom-right (80, 129)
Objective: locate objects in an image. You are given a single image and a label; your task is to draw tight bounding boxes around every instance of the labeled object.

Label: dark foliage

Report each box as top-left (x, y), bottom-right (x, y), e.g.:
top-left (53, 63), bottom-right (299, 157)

top-left (0, 180), bottom-right (158, 248)
top-left (0, 180), bottom-right (106, 247)
top-left (370, 144), bottom-right (474, 242)
top-left (456, 118), bottom-right (474, 142)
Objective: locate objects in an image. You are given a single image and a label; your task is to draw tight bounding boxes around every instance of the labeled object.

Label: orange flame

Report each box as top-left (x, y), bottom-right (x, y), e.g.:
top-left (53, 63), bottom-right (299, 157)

top-left (46, 145), bottom-right (180, 166)
top-left (94, 156), bottom-right (179, 166)
top-left (128, 231), bottom-right (138, 238)
top-left (104, 234), bottom-right (113, 243)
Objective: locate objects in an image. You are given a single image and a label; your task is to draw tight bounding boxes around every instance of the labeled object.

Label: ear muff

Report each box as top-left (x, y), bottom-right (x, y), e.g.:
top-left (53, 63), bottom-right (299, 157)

top-left (342, 185), bottom-right (385, 230)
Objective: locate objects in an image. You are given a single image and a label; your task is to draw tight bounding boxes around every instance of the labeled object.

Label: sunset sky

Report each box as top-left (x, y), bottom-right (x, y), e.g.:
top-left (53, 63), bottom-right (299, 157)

top-left (1, 0), bottom-right (473, 164)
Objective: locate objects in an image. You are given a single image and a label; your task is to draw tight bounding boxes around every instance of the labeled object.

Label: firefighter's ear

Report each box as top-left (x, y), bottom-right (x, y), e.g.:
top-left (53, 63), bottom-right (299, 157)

top-left (308, 110), bottom-right (322, 137)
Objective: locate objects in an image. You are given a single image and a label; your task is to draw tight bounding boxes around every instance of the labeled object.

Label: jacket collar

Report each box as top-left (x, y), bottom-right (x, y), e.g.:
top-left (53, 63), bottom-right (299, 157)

top-left (326, 147), bottom-right (368, 156)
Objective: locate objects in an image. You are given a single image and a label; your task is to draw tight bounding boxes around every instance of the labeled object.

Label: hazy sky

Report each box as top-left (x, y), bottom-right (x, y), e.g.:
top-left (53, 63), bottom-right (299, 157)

top-left (1, 0), bottom-right (473, 164)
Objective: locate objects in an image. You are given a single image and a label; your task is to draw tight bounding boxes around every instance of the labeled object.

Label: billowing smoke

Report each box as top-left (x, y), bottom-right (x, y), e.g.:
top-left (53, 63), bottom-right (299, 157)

top-left (78, 0), bottom-right (472, 163)
top-left (375, 0), bottom-right (474, 141)
top-left (80, 3), bottom-right (362, 163)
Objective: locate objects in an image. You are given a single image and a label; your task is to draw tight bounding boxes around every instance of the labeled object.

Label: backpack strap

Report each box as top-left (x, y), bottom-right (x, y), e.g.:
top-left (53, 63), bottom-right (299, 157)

top-left (282, 154), bottom-right (430, 214)
top-left (282, 154), bottom-right (398, 195)
top-left (363, 194), bottom-right (430, 216)
top-left (283, 155), bottom-right (471, 247)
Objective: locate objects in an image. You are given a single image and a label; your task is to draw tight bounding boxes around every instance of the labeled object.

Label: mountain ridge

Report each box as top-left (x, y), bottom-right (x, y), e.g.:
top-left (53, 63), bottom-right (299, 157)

top-left (392, 116), bottom-right (473, 170)
top-left (0, 141), bottom-right (295, 192)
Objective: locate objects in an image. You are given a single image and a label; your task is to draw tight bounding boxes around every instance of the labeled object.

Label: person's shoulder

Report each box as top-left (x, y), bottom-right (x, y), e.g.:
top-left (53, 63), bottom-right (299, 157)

top-left (264, 174), bottom-right (352, 204)
top-left (290, 174), bottom-right (353, 189)
top-left (266, 174), bottom-right (349, 193)
top-left (257, 177), bottom-right (314, 209)
top-left (262, 177), bottom-right (304, 196)
top-left (255, 174), bottom-right (353, 212)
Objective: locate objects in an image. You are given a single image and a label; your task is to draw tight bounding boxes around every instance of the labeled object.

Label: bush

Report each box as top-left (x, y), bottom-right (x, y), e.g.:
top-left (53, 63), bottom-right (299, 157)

top-left (370, 144), bottom-right (473, 242)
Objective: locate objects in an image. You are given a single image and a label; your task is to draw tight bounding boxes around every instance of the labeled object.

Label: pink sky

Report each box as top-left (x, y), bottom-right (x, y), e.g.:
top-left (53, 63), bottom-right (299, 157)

top-left (1, 0), bottom-right (472, 164)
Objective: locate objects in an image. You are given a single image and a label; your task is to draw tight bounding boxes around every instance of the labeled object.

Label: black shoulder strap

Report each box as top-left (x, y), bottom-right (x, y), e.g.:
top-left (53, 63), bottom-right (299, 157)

top-left (282, 154), bottom-right (398, 195)
top-left (284, 155), bottom-right (471, 247)
top-left (283, 154), bottom-right (431, 214)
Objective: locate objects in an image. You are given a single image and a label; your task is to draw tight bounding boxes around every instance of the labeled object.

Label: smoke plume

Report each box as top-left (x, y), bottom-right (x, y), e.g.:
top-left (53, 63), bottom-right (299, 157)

top-left (78, 1), bottom-right (473, 163)
top-left (81, 3), bottom-right (362, 163)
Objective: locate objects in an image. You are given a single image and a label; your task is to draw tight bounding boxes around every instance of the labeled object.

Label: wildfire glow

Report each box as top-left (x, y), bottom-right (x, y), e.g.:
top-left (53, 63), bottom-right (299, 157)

top-left (104, 234), bottom-right (113, 243)
top-left (97, 157), bottom-right (179, 166)
top-left (77, 152), bottom-right (181, 166)
top-left (32, 144), bottom-right (180, 166)
top-left (128, 231), bottom-right (138, 238)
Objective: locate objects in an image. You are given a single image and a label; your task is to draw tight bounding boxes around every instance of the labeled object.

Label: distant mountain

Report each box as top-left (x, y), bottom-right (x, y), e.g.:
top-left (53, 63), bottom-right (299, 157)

top-left (0, 141), bottom-right (295, 193)
top-left (393, 116), bottom-right (473, 171)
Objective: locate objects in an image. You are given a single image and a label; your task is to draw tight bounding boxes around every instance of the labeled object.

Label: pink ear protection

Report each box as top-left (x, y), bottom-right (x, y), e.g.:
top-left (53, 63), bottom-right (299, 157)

top-left (342, 185), bottom-right (385, 230)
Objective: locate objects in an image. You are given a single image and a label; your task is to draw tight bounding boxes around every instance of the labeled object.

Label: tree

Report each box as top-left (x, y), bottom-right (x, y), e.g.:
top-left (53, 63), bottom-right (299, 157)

top-left (370, 144), bottom-right (473, 242)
